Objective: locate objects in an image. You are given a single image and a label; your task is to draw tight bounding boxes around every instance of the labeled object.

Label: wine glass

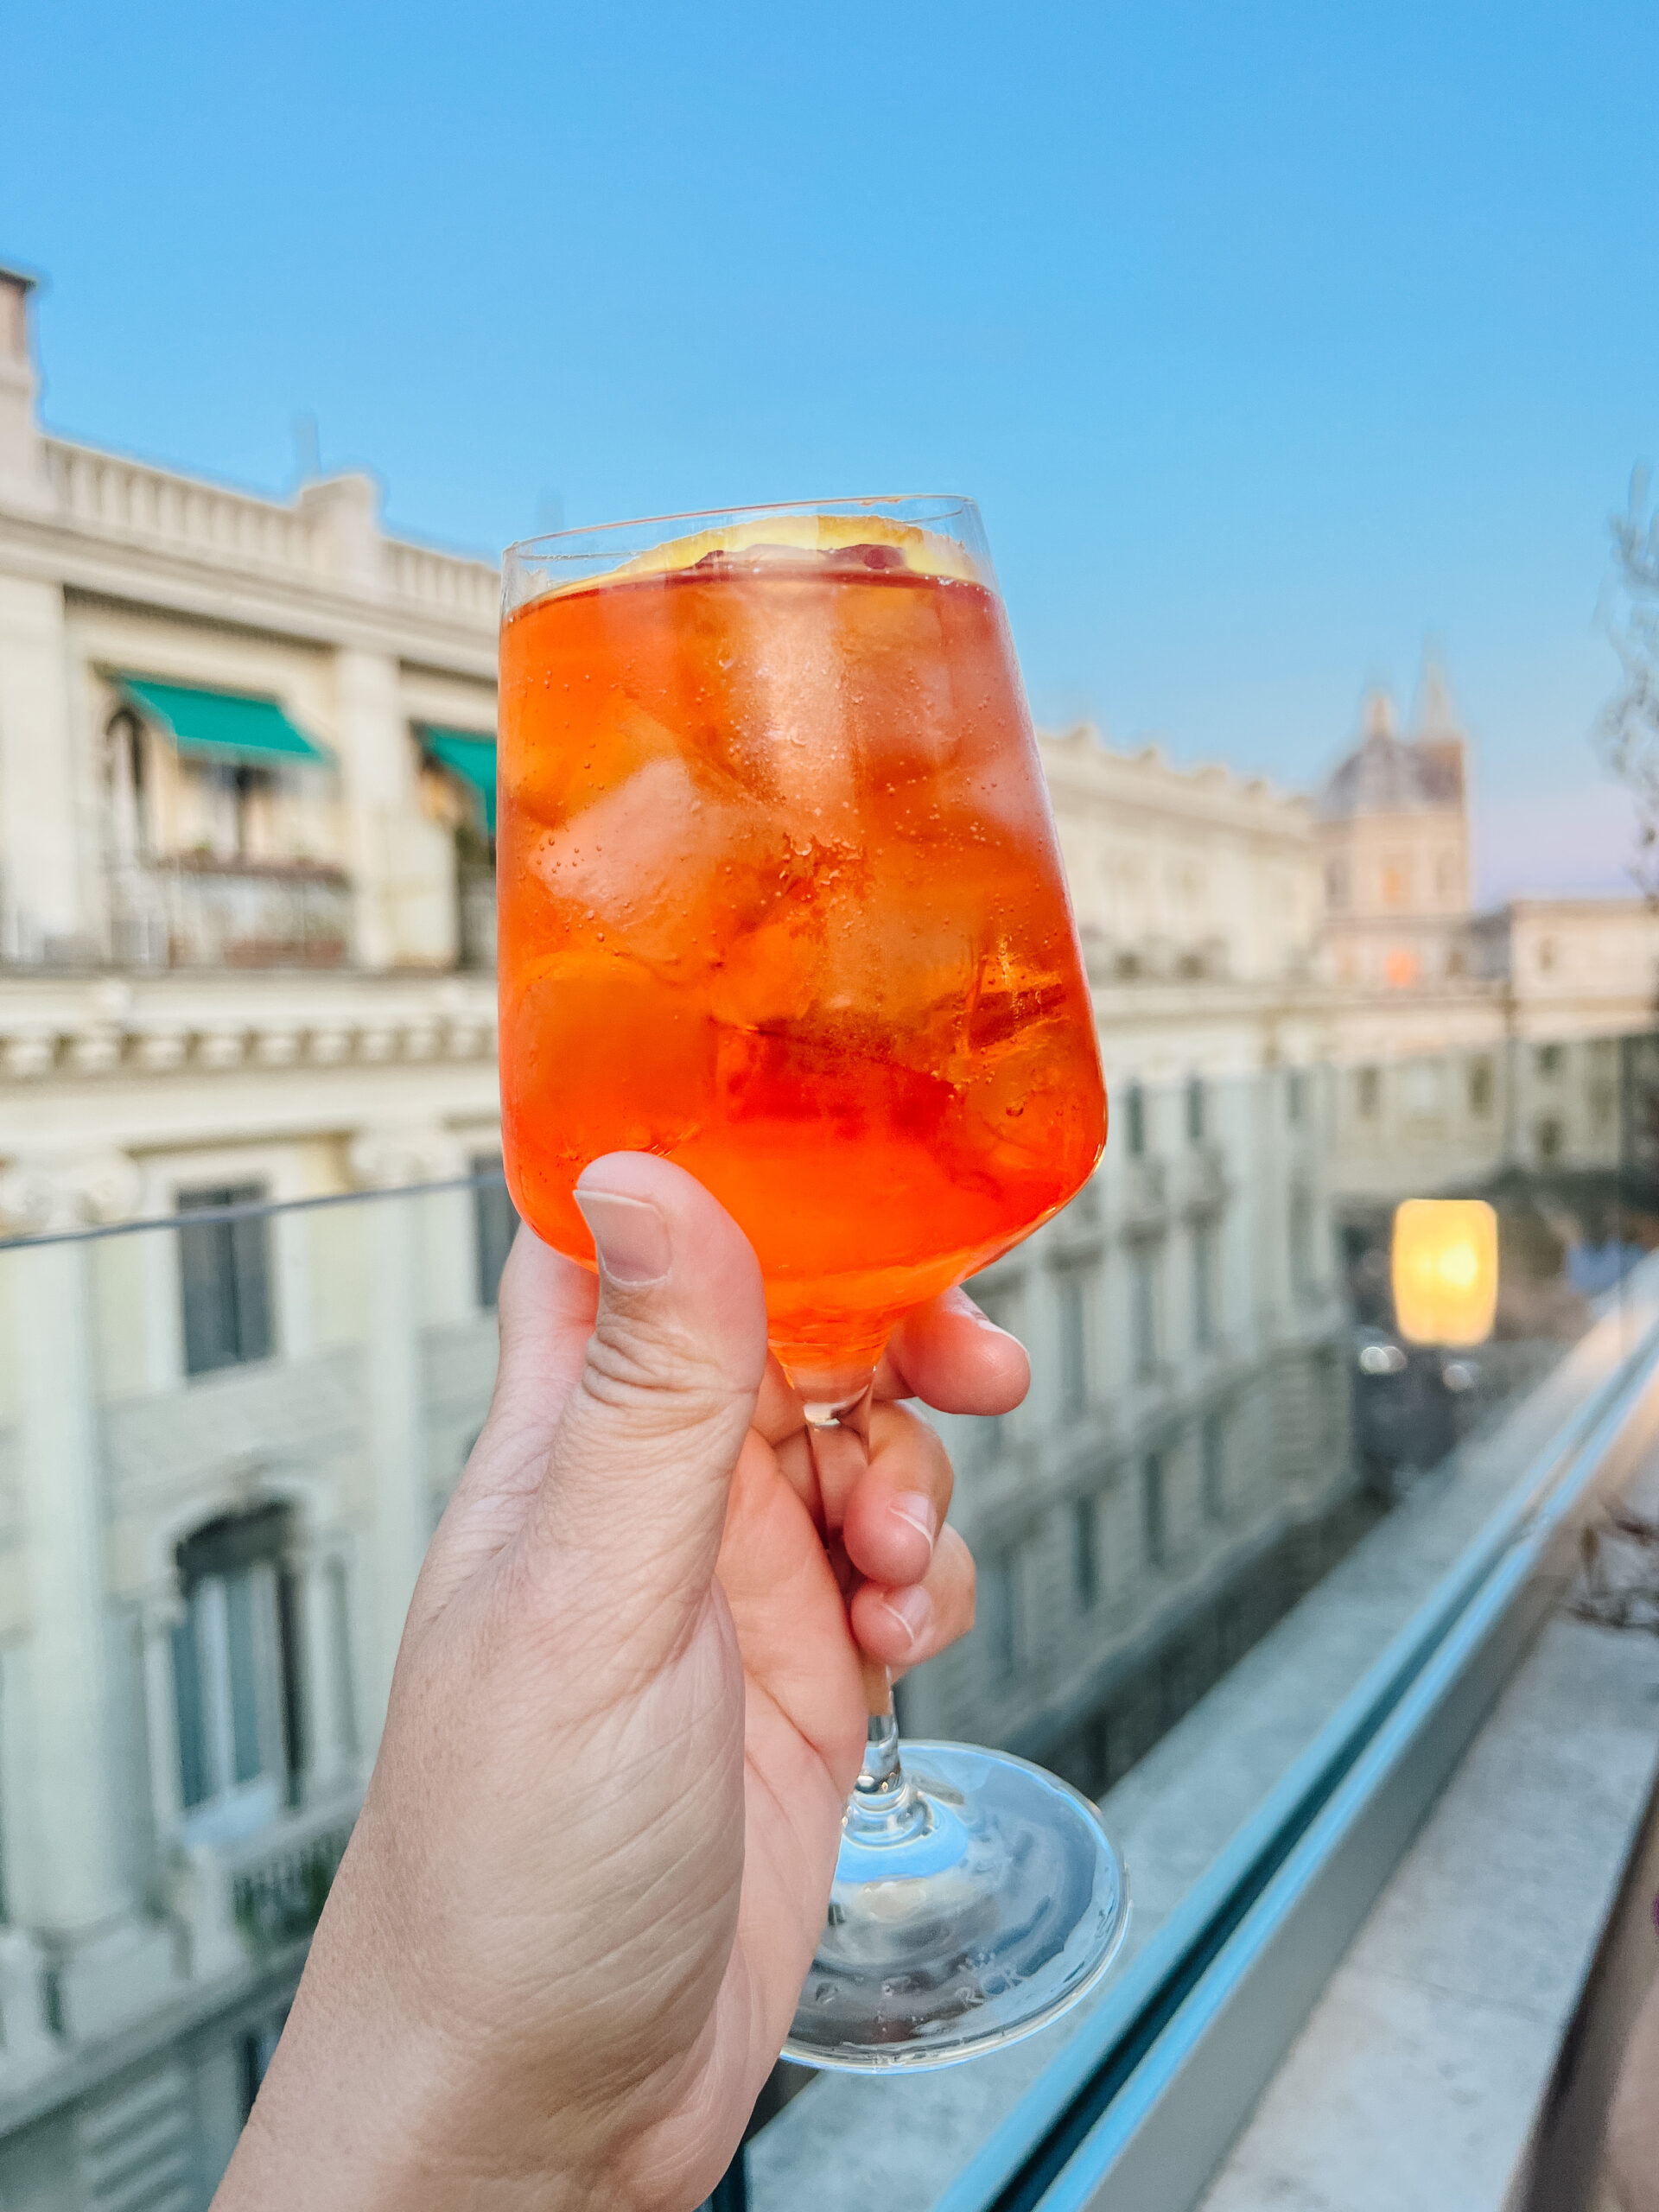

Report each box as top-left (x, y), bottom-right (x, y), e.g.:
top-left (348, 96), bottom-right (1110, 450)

top-left (499, 496), bottom-right (1128, 2069)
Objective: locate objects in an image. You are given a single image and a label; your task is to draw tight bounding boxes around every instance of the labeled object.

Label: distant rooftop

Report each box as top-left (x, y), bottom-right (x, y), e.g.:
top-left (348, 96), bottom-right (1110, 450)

top-left (1319, 679), bottom-right (1465, 821)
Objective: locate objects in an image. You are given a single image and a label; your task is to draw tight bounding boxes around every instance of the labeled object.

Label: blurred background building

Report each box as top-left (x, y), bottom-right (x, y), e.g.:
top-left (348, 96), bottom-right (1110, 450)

top-left (0, 264), bottom-right (1656, 2205)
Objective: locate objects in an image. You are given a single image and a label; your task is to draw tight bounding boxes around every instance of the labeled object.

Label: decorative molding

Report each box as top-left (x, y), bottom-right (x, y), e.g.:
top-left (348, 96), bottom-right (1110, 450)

top-left (38, 436), bottom-right (498, 633)
top-left (0, 977), bottom-right (498, 1087)
top-left (348, 1122), bottom-right (468, 1191)
top-left (0, 1150), bottom-right (143, 1234)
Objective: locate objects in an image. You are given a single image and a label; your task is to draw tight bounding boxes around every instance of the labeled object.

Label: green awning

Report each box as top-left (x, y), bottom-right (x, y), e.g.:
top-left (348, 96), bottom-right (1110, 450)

top-left (418, 725), bottom-right (497, 835)
top-left (117, 676), bottom-right (332, 768)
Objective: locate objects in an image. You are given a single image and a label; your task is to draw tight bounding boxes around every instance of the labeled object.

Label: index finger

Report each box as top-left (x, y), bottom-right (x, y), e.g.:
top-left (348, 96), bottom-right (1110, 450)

top-left (875, 1287), bottom-right (1030, 1416)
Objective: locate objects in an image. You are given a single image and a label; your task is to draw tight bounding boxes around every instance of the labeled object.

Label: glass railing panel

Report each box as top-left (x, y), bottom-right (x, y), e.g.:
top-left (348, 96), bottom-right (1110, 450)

top-left (0, 1173), bottom-right (512, 2133)
top-left (744, 1028), bottom-right (1659, 2207)
top-left (0, 1029), bottom-right (1650, 2208)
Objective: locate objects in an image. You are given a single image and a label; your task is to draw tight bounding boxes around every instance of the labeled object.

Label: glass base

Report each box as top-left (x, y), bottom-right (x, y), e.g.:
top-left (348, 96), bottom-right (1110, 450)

top-left (783, 1737), bottom-right (1129, 2072)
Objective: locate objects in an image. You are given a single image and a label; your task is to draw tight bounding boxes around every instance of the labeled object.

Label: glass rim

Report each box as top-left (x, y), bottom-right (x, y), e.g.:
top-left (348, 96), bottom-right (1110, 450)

top-left (503, 492), bottom-right (979, 564)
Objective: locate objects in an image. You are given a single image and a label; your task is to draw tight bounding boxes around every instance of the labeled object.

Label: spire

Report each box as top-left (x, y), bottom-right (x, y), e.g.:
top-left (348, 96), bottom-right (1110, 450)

top-left (1360, 686), bottom-right (1398, 742)
top-left (1412, 649), bottom-right (1462, 741)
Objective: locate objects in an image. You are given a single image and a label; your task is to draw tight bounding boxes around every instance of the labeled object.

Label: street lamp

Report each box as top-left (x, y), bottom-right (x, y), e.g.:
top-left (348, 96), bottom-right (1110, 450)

top-left (1391, 1198), bottom-right (1499, 1349)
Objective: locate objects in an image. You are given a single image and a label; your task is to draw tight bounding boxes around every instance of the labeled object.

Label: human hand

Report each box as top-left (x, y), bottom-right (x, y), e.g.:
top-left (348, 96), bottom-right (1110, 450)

top-left (215, 1153), bottom-right (1028, 2212)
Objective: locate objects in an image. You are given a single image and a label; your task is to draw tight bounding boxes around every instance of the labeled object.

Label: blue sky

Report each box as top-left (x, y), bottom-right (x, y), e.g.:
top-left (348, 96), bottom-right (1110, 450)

top-left (6, 1), bottom-right (1657, 898)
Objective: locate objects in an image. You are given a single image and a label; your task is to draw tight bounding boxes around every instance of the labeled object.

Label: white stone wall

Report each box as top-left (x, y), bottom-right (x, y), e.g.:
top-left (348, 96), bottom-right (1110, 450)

top-left (1039, 727), bottom-right (1319, 986)
top-left (908, 1059), bottom-right (1351, 1769)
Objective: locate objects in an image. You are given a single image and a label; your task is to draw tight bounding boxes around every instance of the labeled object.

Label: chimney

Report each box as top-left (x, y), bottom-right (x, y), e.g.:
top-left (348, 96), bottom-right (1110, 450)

top-left (0, 263), bottom-right (48, 508)
top-left (297, 471), bottom-right (384, 592)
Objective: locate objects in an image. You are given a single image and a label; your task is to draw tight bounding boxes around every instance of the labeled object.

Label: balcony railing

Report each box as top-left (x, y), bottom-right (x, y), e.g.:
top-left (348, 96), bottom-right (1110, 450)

top-left (112, 856), bottom-right (352, 969)
top-left (42, 437), bottom-right (499, 629)
top-left (226, 1793), bottom-right (361, 1953)
top-left (171, 1791), bottom-right (362, 1980)
top-left (45, 441), bottom-right (325, 579)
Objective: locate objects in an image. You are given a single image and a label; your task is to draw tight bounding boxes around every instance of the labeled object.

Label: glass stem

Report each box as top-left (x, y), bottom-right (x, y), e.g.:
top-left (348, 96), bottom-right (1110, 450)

top-left (801, 1376), bottom-right (930, 1845)
top-left (846, 1704), bottom-right (929, 1848)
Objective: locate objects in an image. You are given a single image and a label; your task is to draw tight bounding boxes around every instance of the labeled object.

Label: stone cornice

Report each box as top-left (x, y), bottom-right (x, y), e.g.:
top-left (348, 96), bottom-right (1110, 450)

top-left (0, 969), bottom-right (499, 1084)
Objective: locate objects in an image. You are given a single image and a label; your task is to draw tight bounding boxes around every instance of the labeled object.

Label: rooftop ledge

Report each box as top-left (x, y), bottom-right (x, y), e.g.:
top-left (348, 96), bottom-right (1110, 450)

top-left (750, 1275), bottom-right (1659, 2212)
top-left (1198, 1604), bottom-right (1659, 2212)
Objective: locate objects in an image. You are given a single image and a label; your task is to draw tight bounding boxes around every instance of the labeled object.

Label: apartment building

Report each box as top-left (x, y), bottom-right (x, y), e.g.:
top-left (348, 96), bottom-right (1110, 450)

top-left (0, 259), bottom-right (1651, 2207)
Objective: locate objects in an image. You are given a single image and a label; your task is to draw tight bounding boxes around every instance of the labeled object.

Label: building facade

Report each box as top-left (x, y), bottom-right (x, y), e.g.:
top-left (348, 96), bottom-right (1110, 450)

top-left (0, 262), bottom-right (1653, 2207)
top-left (1316, 675), bottom-right (1471, 992)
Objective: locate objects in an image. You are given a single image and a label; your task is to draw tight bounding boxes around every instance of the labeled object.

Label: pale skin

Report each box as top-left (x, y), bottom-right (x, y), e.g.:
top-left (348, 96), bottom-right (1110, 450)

top-left (213, 1153), bottom-right (1027, 2212)
top-left (1611, 1971), bottom-right (1659, 2210)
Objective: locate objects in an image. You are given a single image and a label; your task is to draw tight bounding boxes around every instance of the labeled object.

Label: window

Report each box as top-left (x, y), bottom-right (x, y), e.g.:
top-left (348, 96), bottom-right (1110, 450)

top-left (172, 1505), bottom-right (298, 1845)
top-left (1201, 1413), bottom-right (1225, 1522)
top-left (1536, 1117), bottom-right (1563, 1162)
top-left (178, 1185), bottom-right (273, 1376)
top-left (472, 1157), bottom-right (519, 1307)
top-left (1130, 1246), bottom-right (1160, 1378)
top-left (1468, 1057), bottom-right (1494, 1116)
top-left (969, 1285), bottom-right (1014, 1464)
top-left (981, 1554), bottom-right (1022, 1684)
top-left (1537, 937), bottom-right (1557, 974)
top-left (1142, 1452), bottom-right (1166, 1569)
top-left (1287, 1070), bottom-right (1308, 1125)
top-left (1289, 1188), bottom-right (1316, 1300)
top-left (1382, 947), bottom-right (1420, 988)
top-left (1402, 1058), bottom-right (1446, 1118)
top-left (1057, 1270), bottom-right (1088, 1421)
top-left (1125, 1083), bottom-right (1147, 1157)
top-left (1192, 1221), bottom-right (1217, 1349)
top-left (205, 760), bottom-right (275, 861)
top-left (240, 2005), bottom-right (291, 2121)
top-left (1535, 1043), bottom-right (1563, 1079)
top-left (1185, 1075), bottom-right (1206, 1144)
top-left (105, 709), bottom-right (149, 861)
top-left (1436, 853), bottom-right (1458, 902)
top-left (1355, 1065), bottom-right (1381, 1118)
top-left (1325, 858), bottom-right (1349, 910)
top-left (1380, 858), bottom-right (1409, 908)
top-left (1073, 1495), bottom-right (1099, 1612)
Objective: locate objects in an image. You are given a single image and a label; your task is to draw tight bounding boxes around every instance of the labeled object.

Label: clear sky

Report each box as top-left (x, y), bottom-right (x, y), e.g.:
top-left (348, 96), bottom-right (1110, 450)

top-left (6, 0), bottom-right (1657, 899)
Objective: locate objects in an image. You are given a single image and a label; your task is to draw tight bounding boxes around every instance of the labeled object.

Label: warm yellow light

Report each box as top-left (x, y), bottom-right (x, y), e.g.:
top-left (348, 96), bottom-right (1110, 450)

top-left (1391, 1199), bottom-right (1498, 1347)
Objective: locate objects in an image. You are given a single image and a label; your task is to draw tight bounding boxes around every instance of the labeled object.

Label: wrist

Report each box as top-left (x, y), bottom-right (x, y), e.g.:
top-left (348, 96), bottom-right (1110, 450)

top-left (213, 1919), bottom-right (624, 2212)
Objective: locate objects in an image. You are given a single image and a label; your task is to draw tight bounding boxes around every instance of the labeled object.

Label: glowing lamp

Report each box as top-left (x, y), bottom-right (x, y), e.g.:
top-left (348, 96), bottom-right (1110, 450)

top-left (1391, 1199), bottom-right (1498, 1348)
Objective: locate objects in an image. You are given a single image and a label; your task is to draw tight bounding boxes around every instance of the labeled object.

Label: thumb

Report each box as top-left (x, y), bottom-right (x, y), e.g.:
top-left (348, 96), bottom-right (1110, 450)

top-left (517, 1153), bottom-right (770, 1624)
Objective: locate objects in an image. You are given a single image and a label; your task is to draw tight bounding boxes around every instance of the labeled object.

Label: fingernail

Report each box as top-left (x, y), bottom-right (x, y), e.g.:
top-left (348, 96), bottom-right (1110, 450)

top-left (888, 1494), bottom-right (939, 1561)
top-left (574, 1190), bottom-right (671, 1287)
top-left (874, 1585), bottom-right (931, 1654)
top-left (957, 1293), bottom-right (1017, 1342)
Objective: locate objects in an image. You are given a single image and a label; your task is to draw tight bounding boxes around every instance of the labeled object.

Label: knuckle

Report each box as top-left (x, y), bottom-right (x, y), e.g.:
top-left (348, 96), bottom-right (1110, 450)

top-left (581, 1313), bottom-right (750, 1435)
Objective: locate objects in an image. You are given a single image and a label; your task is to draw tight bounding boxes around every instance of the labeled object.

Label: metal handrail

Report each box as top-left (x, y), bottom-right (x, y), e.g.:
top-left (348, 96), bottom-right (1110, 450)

top-left (928, 1264), bottom-right (1659, 2211)
top-left (0, 1169), bottom-right (510, 1254)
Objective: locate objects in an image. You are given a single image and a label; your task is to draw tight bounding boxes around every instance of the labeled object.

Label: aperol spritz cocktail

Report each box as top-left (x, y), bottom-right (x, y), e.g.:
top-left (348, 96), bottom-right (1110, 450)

top-left (499, 499), bottom-right (1127, 2073)
top-left (499, 501), bottom-right (1105, 1399)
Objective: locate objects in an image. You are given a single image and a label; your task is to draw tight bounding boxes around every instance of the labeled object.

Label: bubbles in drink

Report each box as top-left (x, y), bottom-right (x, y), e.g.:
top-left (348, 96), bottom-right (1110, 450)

top-left (499, 526), bottom-right (1105, 1370)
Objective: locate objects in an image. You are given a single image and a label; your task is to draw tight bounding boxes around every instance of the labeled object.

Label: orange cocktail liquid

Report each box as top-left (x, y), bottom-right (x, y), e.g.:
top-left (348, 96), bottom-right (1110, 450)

top-left (498, 550), bottom-right (1106, 1387)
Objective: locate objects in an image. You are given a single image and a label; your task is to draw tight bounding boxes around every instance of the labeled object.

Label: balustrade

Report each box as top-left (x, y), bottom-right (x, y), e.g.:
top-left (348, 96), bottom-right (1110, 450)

top-left (41, 438), bottom-right (499, 628)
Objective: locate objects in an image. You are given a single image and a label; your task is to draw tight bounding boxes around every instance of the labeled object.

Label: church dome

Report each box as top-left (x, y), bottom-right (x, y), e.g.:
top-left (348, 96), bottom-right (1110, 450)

top-left (1319, 685), bottom-right (1464, 821)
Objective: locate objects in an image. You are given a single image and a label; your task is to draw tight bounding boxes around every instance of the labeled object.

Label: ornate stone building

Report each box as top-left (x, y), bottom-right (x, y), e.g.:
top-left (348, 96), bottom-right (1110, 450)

top-left (0, 258), bottom-right (1653, 2208)
top-left (1317, 671), bottom-right (1471, 991)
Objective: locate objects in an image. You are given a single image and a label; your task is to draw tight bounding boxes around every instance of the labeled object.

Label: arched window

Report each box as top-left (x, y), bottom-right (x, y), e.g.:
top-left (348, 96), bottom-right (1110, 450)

top-left (105, 707), bottom-right (149, 863)
top-left (172, 1504), bottom-right (300, 1846)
